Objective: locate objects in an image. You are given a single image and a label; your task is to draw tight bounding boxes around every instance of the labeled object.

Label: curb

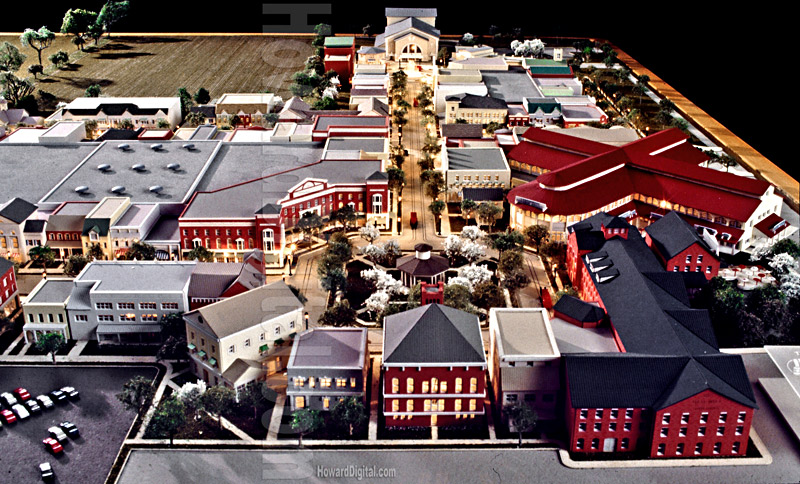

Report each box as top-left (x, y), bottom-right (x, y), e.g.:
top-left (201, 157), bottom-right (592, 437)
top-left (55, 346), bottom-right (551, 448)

top-left (557, 427), bottom-right (771, 469)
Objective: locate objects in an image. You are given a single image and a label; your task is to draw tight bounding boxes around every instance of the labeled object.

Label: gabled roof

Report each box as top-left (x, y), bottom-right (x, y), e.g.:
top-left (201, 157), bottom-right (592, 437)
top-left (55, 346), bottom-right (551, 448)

top-left (754, 213), bottom-right (790, 238)
top-left (22, 219), bottom-right (46, 234)
top-left (289, 328), bottom-right (367, 369)
top-left (552, 295), bottom-right (605, 323)
top-left (375, 16), bottom-right (440, 47)
top-left (645, 211), bottom-right (716, 261)
top-left (0, 256), bottom-right (14, 275)
top-left (0, 197), bottom-right (37, 224)
top-left (396, 252), bottom-right (449, 277)
top-left (188, 259), bottom-right (265, 299)
top-left (385, 7), bottom-right (437, 18)
top-left (383, 304), bottom-right (485, 365)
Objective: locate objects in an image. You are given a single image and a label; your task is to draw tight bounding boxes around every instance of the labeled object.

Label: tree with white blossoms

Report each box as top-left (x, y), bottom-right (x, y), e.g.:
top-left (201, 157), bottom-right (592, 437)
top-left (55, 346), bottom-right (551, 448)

top-left (769, 252), bottom-right (798, 275)
top-left (365, 291), bottom-right (390, 318)
top-left (458, 264), bottom-right (493, 288)
top-left (361, 243), bottom-right (386, 263)
top-left (511, 39), bottom-right (545, 57)
top-left (359, 225), bottom-right (381, 244)
top-left (361, 268), bottom-right (407, 296)
top-left (382, 239), bottom-right (401, 260)
top-left (462, 33), bottom-right (475, 46)
top-left (780, 270), bottom-right (800, 300)
top-left (461, 240), bottom-right (486, 263)
top-left (444, 235), bottom-right (464, 261)
top-left (176, 380), bottom-right (207, 416)
top-left (460, 226), bottom-right (486, 242)
top-left (322, 85), bottom-right (338, 99)
top-left (447, 277), bottom-right (472, 289)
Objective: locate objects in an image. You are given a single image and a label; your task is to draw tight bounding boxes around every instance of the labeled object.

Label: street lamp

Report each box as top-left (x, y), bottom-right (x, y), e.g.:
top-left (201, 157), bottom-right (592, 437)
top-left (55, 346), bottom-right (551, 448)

top-left (304, 311), bottom-right (309, 331)
top-left (287, 243), bottom-right (297, 276)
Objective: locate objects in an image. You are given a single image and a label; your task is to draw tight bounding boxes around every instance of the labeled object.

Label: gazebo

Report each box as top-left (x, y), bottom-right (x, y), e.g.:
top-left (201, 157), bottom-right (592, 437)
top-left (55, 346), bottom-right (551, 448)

top-left (396, 243), bottom-right (449, 287)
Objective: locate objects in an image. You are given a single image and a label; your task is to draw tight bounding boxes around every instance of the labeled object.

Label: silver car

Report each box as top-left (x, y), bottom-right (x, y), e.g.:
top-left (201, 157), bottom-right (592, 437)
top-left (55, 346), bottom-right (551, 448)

top-left (47, 426), bottom-right (68, 443)
top-left (0, 392), bottom-right (17, 408)
top-left (35, 395), bottom-right (54, 410)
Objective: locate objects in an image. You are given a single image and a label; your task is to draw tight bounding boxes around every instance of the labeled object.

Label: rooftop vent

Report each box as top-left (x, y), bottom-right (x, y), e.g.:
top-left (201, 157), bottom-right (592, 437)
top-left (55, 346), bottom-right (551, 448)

top-left (167, 163), bottom-right (181, 171)
top-left (131, 164), bottom-right (146, 172)
top-left (74, 186), bottom-right (89, 194)
top-left (97, 164), bottom-right (111, 172)
top-left (182, 143), bottom-right (195, 150)
top-left (149, 185), bottom-right (163, 194)
top-left (150, 143), bottom-right (163, 151)
top-left (110, 186), bottom-right (126, 194)
top-left (117, 143), bottom-right (130, 151)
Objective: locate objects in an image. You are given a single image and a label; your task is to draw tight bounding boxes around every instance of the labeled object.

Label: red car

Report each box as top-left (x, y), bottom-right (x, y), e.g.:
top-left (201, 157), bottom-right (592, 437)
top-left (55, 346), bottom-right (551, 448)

top-left (410, 212), bottom-right (418, 229)
top-left (0, 409), bottom-right (16, 424)
top-left (13, 387), bottom-right (31, 401)
top-left (43, 437), bottom-right (63, 454)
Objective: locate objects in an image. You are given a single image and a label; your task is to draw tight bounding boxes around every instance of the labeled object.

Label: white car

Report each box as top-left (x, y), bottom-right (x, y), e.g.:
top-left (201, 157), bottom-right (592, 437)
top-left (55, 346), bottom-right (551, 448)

top-left (0, 392), bottom-right (17, 407)
top-left (48, 426), bottom-right (68, 443)
top-left (11, 403), bottom-right (30, 420)
top-left (35, 395), bottom-right (54, 410)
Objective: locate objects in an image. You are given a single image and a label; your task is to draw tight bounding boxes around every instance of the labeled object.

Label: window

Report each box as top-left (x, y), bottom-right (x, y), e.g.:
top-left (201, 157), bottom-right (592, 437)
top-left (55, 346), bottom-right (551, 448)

top-left (391, 400), bottom-right (399, 412)
top-left (610, 409), bottom-right (618, 419)
top-left (697, 255), bottom-right (703, 263)
top-left (431, 378), bottom-right (439, 393)
top-left (96, 302), bottom-right (112, 310)
top-left (717, 427), bottom-right (725, 436)
top-left (679, 427), bottom-right (687, 437)
top-left (262, 229), bottom-right (274, 251)
top-left (694, 443), bottom-right (703, 455)
top-left (700, 412), bottom-right (708, 424)
top-left (118, 302), bottom-right (135, 310)
top-left (323, 397), bottom-right (330, 410)
top-left (350, 377), bottom-right (356, 388)
top-left (579, 409), bottom-right (588, 419)
top-left (686, 255), bottom-right (692, 263)
top-left (422, 381), bottom-right (429, 393)
top-left (681, 413), bottom-right (689, 424)
top-left (406, 378), bottom-right (413, 393)
top-left (274, 326), bottom-right (280, 336)
top-left (706, 266), bottom-right (712, 274)
top-left (406, 400), bottom-right (414, 412)
top-left (735, 425), bottom-right (744, 436)
top-left (391, 378), bottom-right (399, 393)
top-left (609, 423), bottom-right (617, 432)
top-left (578, 422), bottom-right (587, 432)
top-left (335, 378), bottom-right (346, 388)
top-left (591, 439), bottom-right (599, 450)
top-left (576, 438), bottom-right (584, 450)
top-left (228, 345), bottom-right (235, 353)
top-left (657, 443), bottom-right (665, 456)
top-left (321, 377), bottom-right (332, 388)
top-left (719, 412), bottom-right (727, 423)
top-left (676, 443), bottom-right (684, 455)
top-left (27, 314), bottom-right (33, 323)
top-left (440, 381), bottom-right (447, 393)
top-left (738, 412), bottom-right (746, 423)
top-left (140, 302), bottom-right (156, 310)
top-left (295, 396), bottom-right (304, 408)
top-left (625, 409), bottom-right (633, 419)
top-left (662, 413), bottom-right (670, 425)
top-left (620, 438), bottom-right (629, 450)
top-left (424, 399), bottom-right (431, 412)
top-left (623, 422), bottom-right (631, 432)
top-left (119, 314), bottom-right (136, 322)
top-left (593, 422), bottom-right (602, 431)
top-left (162, 303), bottom-right (179, 310)
top-left (455, 378), bottom-right (463, 393)
top-left (660, 428), bottom-right (668, 438)
top-left (470, 377), bottom-right (477, 393)
top-left (141, 314), bottom-right (158, 322)
top-left (244, 339), bottom-right (251, 347)
top-left (732, 442), bottom-right (740, 454)
top-left (684, 266), bottom-right (689, 272)
top-left (673, 266), bottom-right (679, 272)
top-left (469, 399), bottom-right (476, 411)
top-left (309, 377), bottom-right (315, 388)
top-left (713, 442), bottom-right (721, 455)
top-left (293, 377), bottom-right (305, 387)
top-left (698, 427), bottom-right (706, 436)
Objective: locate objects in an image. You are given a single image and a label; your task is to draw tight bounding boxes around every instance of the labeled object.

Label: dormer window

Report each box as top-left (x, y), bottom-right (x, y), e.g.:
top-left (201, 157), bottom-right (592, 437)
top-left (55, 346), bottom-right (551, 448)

top-left (89, 231), bottom-right (99, 241)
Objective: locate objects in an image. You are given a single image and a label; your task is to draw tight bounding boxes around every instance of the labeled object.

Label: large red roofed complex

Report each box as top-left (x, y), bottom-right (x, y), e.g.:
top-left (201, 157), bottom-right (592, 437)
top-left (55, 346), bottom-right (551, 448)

top-left (508, 128), bottom-right (785, 253)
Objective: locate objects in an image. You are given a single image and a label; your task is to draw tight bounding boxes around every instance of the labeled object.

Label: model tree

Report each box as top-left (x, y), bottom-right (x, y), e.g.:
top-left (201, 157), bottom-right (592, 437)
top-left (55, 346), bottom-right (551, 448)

top-left (193, 87), bottom-right (211, 105)
top-left (20, 27), bottom-right (55, 66)
top-left (318, 300), bottom-right (357, 327)
top-left (331, 396), bottom-right (368, 438)
top-left (476, 202), bottom-right (502, 232)
top-left (35, 332), bottom-right (66, 364)
top-left (124, 241), bottom-right (156, 260)
top-left (505, 400), bottom-right (537, 447)
top-left (201, 386), bottom-right (236, 429)
top-left (0, 42), bottom-right (25, 73)
top-left (49, 50), bottom-right (69, 68)
top-left (148, 396), bottom-right (186, 446)
top-left (116, 375), bottom-right (156, 416)
top-left (291, 408), bottom-right (323, 448)
top-left (61, 9), bottom-right (98, 52)
top-left (523, 224), bottom-right (549, 252)
top-left (185, 246), bottom-right (215, 262)
top-left (28, 245), bottom-right (54, 273)
top-left (84, 84), bottom-right (101, 97)
top-left (97, 0), bottom-right (130, 39)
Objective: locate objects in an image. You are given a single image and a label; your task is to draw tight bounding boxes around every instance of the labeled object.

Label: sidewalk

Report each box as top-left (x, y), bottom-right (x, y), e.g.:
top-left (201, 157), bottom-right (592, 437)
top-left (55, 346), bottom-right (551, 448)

top-left (266, 394), bottom-right (285, 441)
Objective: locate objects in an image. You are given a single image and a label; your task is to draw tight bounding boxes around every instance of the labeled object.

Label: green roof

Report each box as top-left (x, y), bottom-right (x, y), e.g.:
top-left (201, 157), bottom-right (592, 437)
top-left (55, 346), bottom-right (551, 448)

top-left (324, 36), bottom-right (355, 47)
top-left (525, 99), bottom-right (561, 114)
top-left (528, 65), bottom-right (572, 76)
top-left (524, 59), bottom-right (566, 67)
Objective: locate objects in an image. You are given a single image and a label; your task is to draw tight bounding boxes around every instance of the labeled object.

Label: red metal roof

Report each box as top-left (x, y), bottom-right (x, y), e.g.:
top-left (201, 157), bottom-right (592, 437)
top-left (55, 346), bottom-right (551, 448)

top-left (507, 140), bottom-right (588, 171)
top-left (518, 127), bottom-right (612, 156)
top-left (754, 213), bottom-right (790, 238)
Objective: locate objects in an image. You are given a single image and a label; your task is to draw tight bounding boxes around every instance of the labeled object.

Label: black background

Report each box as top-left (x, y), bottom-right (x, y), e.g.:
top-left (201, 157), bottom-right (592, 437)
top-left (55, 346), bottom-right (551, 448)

top-left (4, 1), bottom-right (797, 179)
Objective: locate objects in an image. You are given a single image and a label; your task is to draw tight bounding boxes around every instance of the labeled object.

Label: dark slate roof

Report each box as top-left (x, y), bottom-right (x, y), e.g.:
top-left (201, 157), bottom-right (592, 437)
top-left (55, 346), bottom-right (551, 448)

top-left (441, 123), bottom-right (483, 139)
top-left (461, 187), bottom-right (504, 202)
top-left (190, 105), bottom-right (216, 118)
top-left (82, 218), bottom-right (110, 236)
top-left (65, 103), bottom-right (162, 116)
top-left (383, 304), bottom-right (485, 365)
top-left (367, 171), bottom-right (389, 181)
top-left (385, 7), bottom-right (437, 18)
top-left (552, 295), bottom-right (605, 323)
top-left (96, 128), bottom-right (144, 141)
top-left (0, 197), bottom-right (37, 224)
top-left (289, 328), bottom-right (367, 368)
top-left (645, 210), bottom-right (715, 260)
top-left (23, 219), bottom-right (46, 233)
top-left (397, 253), bottom-right (449, 277)
top-left (445, 93), bottom-right (508, 109)
top-left (0, 256), bottom-right (14, 275)
top-left (564, 212), bottom-right (757, 410)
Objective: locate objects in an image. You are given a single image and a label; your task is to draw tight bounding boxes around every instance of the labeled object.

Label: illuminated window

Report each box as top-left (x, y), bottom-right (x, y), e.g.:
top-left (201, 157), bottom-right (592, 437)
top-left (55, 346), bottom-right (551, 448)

top-left (391, 378), bottom-right (399, 393)
top-left (406, 378), bottom-right (414, 393)
top-left (470, 377), bottom-right (477, 393)
top-left (406, 400), bottom-right (414, 412)
top-left (455, 378), bottom-right (463, 393)
top-left (295, 396), bottom-right (304, 408)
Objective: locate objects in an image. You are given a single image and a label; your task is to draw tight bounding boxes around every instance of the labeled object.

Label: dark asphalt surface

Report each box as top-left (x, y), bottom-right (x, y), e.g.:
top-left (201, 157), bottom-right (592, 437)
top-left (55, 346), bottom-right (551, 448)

top-left (0, 365), bottom-right (158, 484)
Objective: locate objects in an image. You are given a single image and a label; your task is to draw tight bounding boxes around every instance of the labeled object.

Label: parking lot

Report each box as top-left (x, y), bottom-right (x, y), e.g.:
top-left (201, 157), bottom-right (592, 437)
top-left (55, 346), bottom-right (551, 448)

top-left (0, 365), bottom-right (158, 483)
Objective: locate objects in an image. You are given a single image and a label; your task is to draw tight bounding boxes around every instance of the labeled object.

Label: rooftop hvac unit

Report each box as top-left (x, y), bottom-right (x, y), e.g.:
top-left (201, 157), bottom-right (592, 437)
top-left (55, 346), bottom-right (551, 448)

top-left (182, 143), bottom-right (195, 150)
top-left (131, 164), bottom-right (146, 172)
top-left (110, 186), bottom-right (125, 194)
top-left (167, 163), bottom-right (180, 171)
top-left (117, 143), bottom-right (130, 151)
top-left (97, 164), bottom-right (111, 172)
top-left (149, 185), bottom-right (163, 193)
top-left (150, 143), bottom-right (163, 151)
top-left (74, 186), bottom-right (89, 194)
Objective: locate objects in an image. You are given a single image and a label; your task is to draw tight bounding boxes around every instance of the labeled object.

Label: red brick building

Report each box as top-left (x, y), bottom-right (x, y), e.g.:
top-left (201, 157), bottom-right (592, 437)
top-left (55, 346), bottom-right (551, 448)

top-left (382, 304), bottom-right (487, 427)
top-left (1, 256), bottom-right (19, 317)
top-left (644, 211), bottom-right (720, 280)
top-left (562, 213), bottom-right (757, 458)
top-left (323, 37), bottom-right (356, 81)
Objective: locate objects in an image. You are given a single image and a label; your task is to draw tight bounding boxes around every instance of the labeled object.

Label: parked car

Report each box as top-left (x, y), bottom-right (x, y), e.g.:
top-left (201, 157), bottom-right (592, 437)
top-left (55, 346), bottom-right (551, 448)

top-left (60, 386), bottom-right (79, 400)
top-left (13, 387), bottom-right (31, 401)
top-left (24, 399), bottom-right (41, 414)
top-left (60, 421), bottom-right (79, 438)
top-left (11, 403), bottom-right (30, 420)
top-left (48, 426), bottom-right (68, 443)
top-left (49, 390), bottom-right (67, 404)
top-left (1, 392), bottom-right (18, 408)
top-left (0, 409), bottom-right (16, 424)
top-left (35, 395), bottom-right (54, 410)
top-left (42, 437), bottom-right (63, 455)
top-left (39, 462), bottom-right (55, 482)
top-left (410, 211), bottom-right (418, 229)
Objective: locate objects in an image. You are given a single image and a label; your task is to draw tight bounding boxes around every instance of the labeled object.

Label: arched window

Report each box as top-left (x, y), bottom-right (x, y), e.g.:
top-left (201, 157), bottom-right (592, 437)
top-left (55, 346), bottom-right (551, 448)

top-left (372, 193), bottom-right (383, 214)
top-left (192, 238), bottom-right (202, 249)
top-left (236, 238), bottom-right (245, 251)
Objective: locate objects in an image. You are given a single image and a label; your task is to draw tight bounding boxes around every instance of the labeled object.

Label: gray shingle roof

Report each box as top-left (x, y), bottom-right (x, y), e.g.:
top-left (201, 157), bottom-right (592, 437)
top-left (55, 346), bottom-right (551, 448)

top-left (446, 147), bottom-right (508, 171)
top-left (552, 295), bottom-right (605, 323)
top-left (441, 124), bottom-right (483, 139)
top-left (75, 260), bottom-right (197, 292)
top-left (385, 7), bottom-right (437, 18)
top-left (375, 17), bottom-right (440, 48)
top-left (383, 304), bottom-right (485, 365)
top-left (188, 259), bottom-right (264, 299)
top-left (0, 256), bottom-right (14, 275)
top-left (289, 328), bottom-right (367, 368)
top-left (26, 279), bottom-right (73, 304)
top-left (482, 69), bottom-right (542, 104)
top-left (645, 210), bottom-right (715, 261)
top-left (22, 219), bottom-right (46, 233)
